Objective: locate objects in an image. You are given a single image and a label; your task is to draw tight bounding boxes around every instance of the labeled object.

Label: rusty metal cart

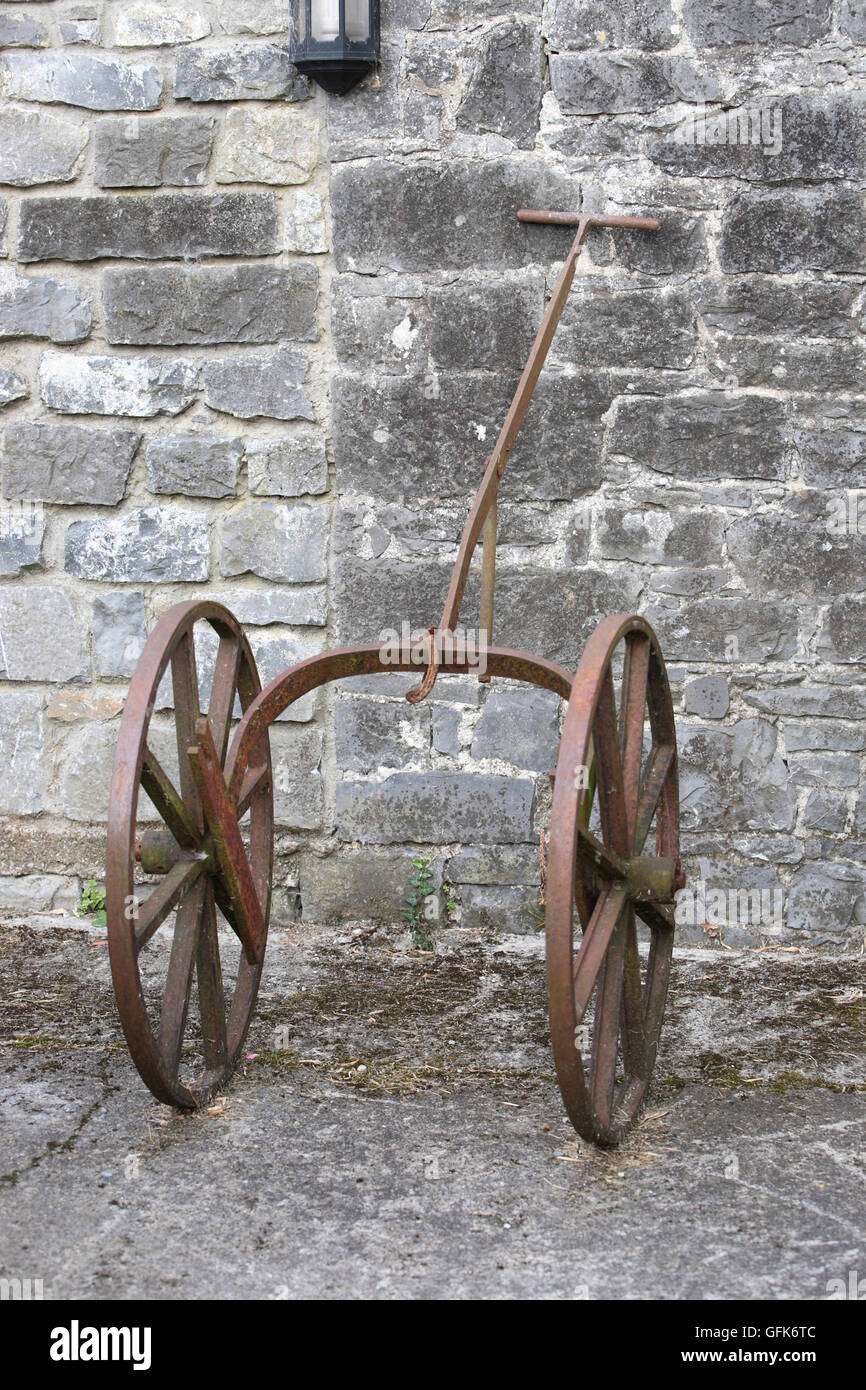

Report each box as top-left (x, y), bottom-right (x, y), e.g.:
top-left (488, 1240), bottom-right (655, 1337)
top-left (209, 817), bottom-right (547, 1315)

top-left (106, 209), bottom-right (683, 1147)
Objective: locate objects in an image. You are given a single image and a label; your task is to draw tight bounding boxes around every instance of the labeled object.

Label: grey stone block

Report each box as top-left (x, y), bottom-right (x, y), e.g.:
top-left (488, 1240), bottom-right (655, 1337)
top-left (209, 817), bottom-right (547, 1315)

top-left (795, 423), bottom-right (866, 490)
top-left (432, 705), bottom-right (461, 757)
top-left (0, 367), bottom-right (27, 408)
top-left (711, 337), bottom-right (860, 394)
top-left (817, 597), bottom-right (866, 663)
top-left (0, 268), bottom-right (91, 343)
top-left (336, 771), bottom-right (536, 844)
top-left (802, 791), bottom-right (848, 835)
top-left (220, 501), bottom-right (329, 583)
top-left (0, 11), bottom-right (48, 45)
top-left (93, 591), bottom-right (147, 678)
top-left (648, 599), bottom-right (798, 663)
top-left (146, 434), bottom-right (242, 499)
top-left (459, 883), bottom-right (538, 933)
top-left (334, 370), bottom-right (611, 499)
top-left (584, 505), bottom-right (659, 562)
top-left (66, 508), bottom-right (210, 582)
top-left (550, 52), bottom-right (719, 114)
top-left (429, 281), bottom-right (543, 370)
top-left (841, 0), bottom-right (866, 40)
top-left (651, 94), bottom-right (866, 183)
top-left (693, 278), bottom-right (858, 339)
top-left (56, 719), bottom-right (129, 822)
top-left (59, 13), bottom-right (102, 45)
top-left (727, 514), bottom-right (866, 602)
top-left (175, 42), bottom-right (309, 102)
top-left (104, 264), bottom-right (317, 347)
top-left (787, 861), bottom-right (866, 936)
top-left (447, 844), bottom-right (540, 885)
top-left (556, 286), bottom-right (696, 370)
top-left (456, 19), bottom-right (542, 149)
top-left (471, 687), bottom-right (560, 771)
top-left (270, 725), bottom-right (323, 828)
top-left (0, 874), bottom-right (77, 913)
top-left (2, 422), bottom-right (140, 505)
top-left (720, 189), bottom-right (866, 274)
top-left (0, 586), bottom-right (88, 682)
top-left (598, 214), bottom-right (708, 278)
top-left (39, 351), bottom-right (197, 417)
top-left (406, 32), bottom-right (460, 86)
top-left (247, 434), bottom-right (328, 497)
top-left (666, 511), bottom-right (725, 567)
top-left (18, 192), bottom-right (278, 262)
top-left (683, 675), bottom-right (729, 719)
top-left (217, 0), bottom-right (291, 35)
top-left (115, 4), bottom-right (211, 45)
top-left (0, 691), bottom-right (44, 814)
top-left (0, 500), bottom-right (44, 576)
top-left (300, 847), bottom-right (425, 925)
top-left (545, 0), bottom-right (677, 50)
top-left (677, 718), bottom-right (796, 836)
top-left (0, 51), bottom-right (162, 110)
top-left (683, 857), bottom-right (786, 936)
top-left (95, 115), bottom-right (214, 187)
top-left (0, 107), bottom-right (88, 186)
top-left (335, 696), bottom-right (430, 773)
top-left (683, 0), bottom-right (831, 46)
top-left (202, 346), bottom-right (312, 422)
top-left (788, 752), bottom-right (860, 790)
top-left (610, 393), bottom-right (787, 482)
top-left (214, 106), bottom-right (319, 184)
top-left (332, 158), bottom-right (576, 274)
top-left (285, 187), bottom-right (328, 253)
top-left (333, 280), bottom-right (429, 375)
top-left (649, 568), bottom-right (728, 598)
top-left (742, 684), bottom-right (866, 720)
top-left (204, 586), bottom-right (327, 628)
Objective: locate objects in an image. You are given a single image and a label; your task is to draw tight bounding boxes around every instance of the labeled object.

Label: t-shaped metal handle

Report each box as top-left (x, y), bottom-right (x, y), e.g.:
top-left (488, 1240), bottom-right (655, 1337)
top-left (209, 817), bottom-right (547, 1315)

top-left (517, 209), bottom-right (661, 230)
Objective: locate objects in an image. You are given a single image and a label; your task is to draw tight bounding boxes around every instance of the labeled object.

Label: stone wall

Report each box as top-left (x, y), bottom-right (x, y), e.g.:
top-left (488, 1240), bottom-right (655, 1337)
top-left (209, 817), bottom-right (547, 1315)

top-left (0, 0), bottom-right (865, 945)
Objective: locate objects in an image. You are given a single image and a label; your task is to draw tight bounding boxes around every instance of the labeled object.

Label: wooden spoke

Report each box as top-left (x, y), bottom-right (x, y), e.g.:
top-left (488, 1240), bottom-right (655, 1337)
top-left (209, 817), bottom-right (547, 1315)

top-left (140, 745), bottom-right (199, 851)
top-left (158, 877), bottom-right (205, 1077)
top-left (634, 743), bottom-right (675, 854)
top-left (634, 898), bottom-right (675, 934)
top-left (577, 824), bottom-right (628, 884)
top-left (619, 634), bottom-right (650, 844)
top-left (236, 760), bottom-right (271, 819)
top-left (547, 614), bottom-right (680, 1146)
top-left (188, 716), bottom-right (266, 966)
top-left (590, 918), bottom-right (628, 1129)
top-left (619, 906), bottom-right (648, 1082)
top-left (592, 667), bottom-right (629, 859)
top-left (196, 885), bottom-right (228, 1075)
top-left (171, 631), bottom-right (202, 827)
top-left (576, 737), bottom-right (596, 830)
top-left (208, 634), bottom-right (242, 766)
top-left (135, 856), bottom-right (204, 953)
top-left (573, 884), bottom-right (628, 1019)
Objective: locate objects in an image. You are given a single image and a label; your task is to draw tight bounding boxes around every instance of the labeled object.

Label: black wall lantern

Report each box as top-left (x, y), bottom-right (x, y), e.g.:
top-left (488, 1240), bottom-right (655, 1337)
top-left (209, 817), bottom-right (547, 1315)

top-left (291, 0), bottom-right (380, 95)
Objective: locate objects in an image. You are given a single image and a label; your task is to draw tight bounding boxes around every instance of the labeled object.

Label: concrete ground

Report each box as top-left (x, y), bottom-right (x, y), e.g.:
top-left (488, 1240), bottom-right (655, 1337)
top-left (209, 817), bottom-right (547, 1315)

top-left (1, 915), bottom-right (864, 1300)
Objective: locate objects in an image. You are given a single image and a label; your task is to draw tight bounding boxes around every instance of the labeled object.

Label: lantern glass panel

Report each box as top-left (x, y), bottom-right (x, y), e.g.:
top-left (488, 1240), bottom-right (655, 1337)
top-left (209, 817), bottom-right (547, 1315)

top-left (311, 0), bottom-right (340, 41)
top-left (346, 0), bottom-right (370, 40)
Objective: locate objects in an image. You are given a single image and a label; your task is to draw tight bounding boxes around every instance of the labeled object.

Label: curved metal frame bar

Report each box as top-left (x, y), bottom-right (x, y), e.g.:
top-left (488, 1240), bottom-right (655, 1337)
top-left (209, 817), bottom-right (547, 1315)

top-left (225, 643), bottom-right (574, 800)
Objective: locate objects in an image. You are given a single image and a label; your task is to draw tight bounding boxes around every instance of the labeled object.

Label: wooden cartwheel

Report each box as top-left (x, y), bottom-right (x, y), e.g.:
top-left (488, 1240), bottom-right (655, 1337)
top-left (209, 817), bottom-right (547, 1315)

top-left (106, 210), bottom-right (683, 1144)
